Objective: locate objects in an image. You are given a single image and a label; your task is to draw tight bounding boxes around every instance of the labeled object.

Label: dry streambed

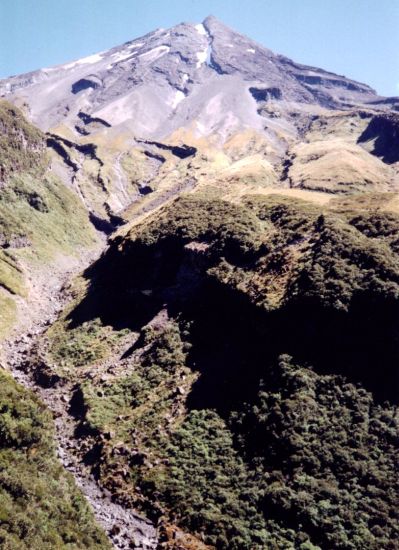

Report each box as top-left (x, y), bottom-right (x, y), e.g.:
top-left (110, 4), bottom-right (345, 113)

top-left (0, 246), bottom-right (158, 550)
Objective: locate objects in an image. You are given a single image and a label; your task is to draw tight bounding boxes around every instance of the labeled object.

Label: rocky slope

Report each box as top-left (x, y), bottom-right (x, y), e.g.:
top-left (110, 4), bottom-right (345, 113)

top-left (0, 14), bottom-right (398, 550)
top-left (1, 16), bottom-right (396, 138)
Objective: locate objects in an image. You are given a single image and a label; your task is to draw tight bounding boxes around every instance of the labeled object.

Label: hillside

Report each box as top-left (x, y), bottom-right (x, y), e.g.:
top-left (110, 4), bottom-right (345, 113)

top-left (0, 100), bottom-right (99, 338)
top-left (26, 190), bottom-right (399, 549)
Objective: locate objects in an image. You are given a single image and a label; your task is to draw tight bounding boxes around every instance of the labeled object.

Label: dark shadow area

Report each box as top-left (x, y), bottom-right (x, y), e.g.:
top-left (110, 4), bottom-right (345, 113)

top-left (82, 443), bottom-right (103, 468)
top-left (358, 114), bottom-right (399, 164)
top-left (68, 237), bottom-right (186, 331)
top-left (71, 78), bottom-right (101, 94)
top-left (69, 386), bottom-right (87, 420)
top-left (89, 212), bottom-right (116, 235)
top-left (143, 150), bottom-right (166, 163)
top-left (138, 184), bottom-right (153, 196)
top-left (249, 86), bottom-right (282, 101)
top-left (78, 111), bottom-right (111, 128)
top-left (138, 139), bottom-right (197, 160)
top-left (208, 55), bottom-right (227, 75)
top-left (66, 235), bottom-right (399, 409)
top-left (46, 137), bottom-right (79, 172)
top-left (184, 280), bottom-right (399, 413)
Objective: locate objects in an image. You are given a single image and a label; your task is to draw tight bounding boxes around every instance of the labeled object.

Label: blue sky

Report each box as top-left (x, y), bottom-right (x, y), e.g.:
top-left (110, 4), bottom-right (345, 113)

top-left (1, 0), bottom-right (398, 96)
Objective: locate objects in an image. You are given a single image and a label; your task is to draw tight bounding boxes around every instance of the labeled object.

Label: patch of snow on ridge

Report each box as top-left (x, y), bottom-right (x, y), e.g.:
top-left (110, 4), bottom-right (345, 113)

top-left (195, 21), bottom-right (213, 68)
top-left (196, 44), bottom-right (212, 68)
top-left (111, 50), bottom-right (136, 64)
top-left (129, 42), bottom-right (144, 49)
top-left (195, 23), bottom-right (207, 35)
top-left (138, 45), bottom-right (170, 63)
top-left (63, 53), bottom-right (104, 70)
top-left (247, 48), bottom-right (256, 53)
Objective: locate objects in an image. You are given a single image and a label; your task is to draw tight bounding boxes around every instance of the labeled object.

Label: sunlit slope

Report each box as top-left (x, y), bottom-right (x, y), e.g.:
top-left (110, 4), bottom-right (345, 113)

top-left (0, 101), bottom-right (98, 338)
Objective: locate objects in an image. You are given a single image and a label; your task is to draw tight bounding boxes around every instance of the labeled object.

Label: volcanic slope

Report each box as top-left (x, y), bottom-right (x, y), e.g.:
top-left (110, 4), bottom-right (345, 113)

top-left (1, 16), bottom-right (398, 226)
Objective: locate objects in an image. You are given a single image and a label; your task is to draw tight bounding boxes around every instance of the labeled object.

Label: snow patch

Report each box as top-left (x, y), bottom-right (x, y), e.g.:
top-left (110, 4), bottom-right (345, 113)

top-left (247, 48), bottom-right (256, 53)
top-left (62, 53), bottom-right (104, 70)
top-left (226, 44), bottom-right (234, 48)
top-left (196, 44), bottom-right (212, 68)
top-left (129, 42), bottom-right (144, 49)
top-left (170, 90), bottom-right (185, 109)
top-left (196, 49), bottom-right (208, 68)
top-left (138, 45), bottom-right (170, 63)
top-left (182, 73), bottom-right (189, 83)
top-left (195, 23), bottom-right (207, 36)
top-left (111, 50), bottom-right (136, 64)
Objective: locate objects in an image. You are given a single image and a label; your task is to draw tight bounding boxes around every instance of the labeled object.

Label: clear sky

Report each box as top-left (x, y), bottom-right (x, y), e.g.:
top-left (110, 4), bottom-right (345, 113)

top-left (1, 0), bottom-right (398, 96)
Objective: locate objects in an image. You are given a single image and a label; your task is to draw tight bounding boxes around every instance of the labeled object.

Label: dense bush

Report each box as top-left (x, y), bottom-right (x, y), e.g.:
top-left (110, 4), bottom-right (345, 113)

top-left (48, 193), bottom-right (399, 549)
top-left (232, 355), bottom-right (399, 549)
top-left (0, 370), bottom-right (110, 549)
top-left (133, 195), bottom-right (264, 262)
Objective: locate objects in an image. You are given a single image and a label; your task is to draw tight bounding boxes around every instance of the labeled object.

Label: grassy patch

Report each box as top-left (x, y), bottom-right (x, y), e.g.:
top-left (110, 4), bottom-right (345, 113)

top-left (0, 173), bottom-right (97, 262)
top-left (0, 250), bottom-right (26, 296)
top-left (48, 318), bottom-right (129, 371)
top-left (0, 293), bottom-right (17, 338)
top-left (0, 100), bottom-right (45, 181)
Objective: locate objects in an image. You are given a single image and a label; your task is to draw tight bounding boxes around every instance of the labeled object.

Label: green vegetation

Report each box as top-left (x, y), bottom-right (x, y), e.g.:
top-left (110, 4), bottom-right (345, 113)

top-left (133, 194), bottom-right (265, 261)
top-left (0, 250), bottom-right (26, 296)
top-left (40, 192), bottom-right (399, 549)
top-left (68, 320), bottom-right (399, 549)
top-left (81, 322), bottom-right (190, 433)
top-left (160, 410), bottom-right (267, 549)
top-left (0, 101), bottom-right (98, 338)
top-left (48, 318), bottom-right (129, 371)
top-left (0, 172), bottom-right (98, 337)
top-left (232, 354), bottom-right (399, 549)
top-left (0, 293), bottom-right (17, 339)
top-left (0, 369), bottom-right (110, 549)
top-left (0, 173), bottom-right (97, 262)
top-left (0, 101), bottom-right (45, 181)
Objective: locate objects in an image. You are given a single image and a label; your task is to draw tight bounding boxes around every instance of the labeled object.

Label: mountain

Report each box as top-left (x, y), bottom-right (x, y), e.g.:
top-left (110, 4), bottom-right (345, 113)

top-left (1, 16), bottom-right (398, 225)
top-left (1, 15), bottom-right (393, 138)
top-left (0, 15), bottom-right (398, 550)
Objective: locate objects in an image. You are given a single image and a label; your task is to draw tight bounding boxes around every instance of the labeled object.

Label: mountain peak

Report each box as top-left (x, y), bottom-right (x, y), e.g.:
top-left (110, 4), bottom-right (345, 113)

top-left (0, 16), bottom-right (393, 140)
top-left (202, 14), bottom-right (223, 26)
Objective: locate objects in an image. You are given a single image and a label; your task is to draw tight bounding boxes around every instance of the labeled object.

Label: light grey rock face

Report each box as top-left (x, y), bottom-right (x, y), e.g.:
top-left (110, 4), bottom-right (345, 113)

top-left (0, 16), bottom-right (395, 141)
